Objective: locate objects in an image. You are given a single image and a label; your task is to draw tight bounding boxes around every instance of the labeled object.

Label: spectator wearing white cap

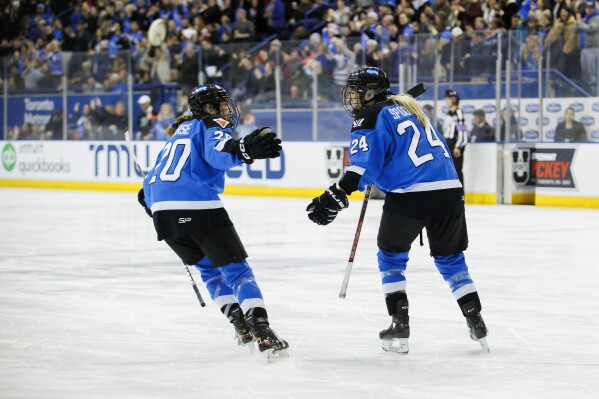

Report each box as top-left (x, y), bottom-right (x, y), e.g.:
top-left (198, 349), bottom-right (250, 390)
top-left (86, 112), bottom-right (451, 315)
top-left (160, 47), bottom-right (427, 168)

top-left (136, 95), bottom-right (157, 140)
top-left (441, 26), bottom-right (470, 79)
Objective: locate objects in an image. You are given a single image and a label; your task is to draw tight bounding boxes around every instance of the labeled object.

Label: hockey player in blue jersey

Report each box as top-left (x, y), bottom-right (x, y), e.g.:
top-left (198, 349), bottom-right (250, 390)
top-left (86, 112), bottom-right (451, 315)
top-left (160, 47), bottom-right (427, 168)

top-left (306, 68), bottom-right (488, 353)
top-left (138, 84), bottom-right (288, 359)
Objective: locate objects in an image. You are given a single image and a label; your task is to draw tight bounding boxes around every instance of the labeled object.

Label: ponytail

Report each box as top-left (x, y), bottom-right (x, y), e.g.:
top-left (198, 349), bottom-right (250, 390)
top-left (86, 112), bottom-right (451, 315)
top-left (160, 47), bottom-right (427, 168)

top-left (388, 93), bottom-right (429, 127)
top-left (166, 114), bottom-right (195, 137)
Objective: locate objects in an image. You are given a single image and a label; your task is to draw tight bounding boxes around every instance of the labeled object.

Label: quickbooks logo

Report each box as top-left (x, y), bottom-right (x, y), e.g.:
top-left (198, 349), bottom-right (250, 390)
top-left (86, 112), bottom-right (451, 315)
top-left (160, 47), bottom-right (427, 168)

top-left (2, 143), bottom-right (16, 172)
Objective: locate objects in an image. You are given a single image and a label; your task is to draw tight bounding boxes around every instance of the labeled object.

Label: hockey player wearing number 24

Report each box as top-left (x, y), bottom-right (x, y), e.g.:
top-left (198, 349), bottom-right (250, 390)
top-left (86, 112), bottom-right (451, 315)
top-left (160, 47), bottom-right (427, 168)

top-left (307, 68), bottom-right (489, 354)
top-left (137, 84), bottom-right (289, 360)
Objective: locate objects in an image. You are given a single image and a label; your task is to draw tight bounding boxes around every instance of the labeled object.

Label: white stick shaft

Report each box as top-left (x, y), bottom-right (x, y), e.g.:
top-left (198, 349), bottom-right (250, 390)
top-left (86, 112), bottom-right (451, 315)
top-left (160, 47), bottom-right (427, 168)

top-left (339, 261), bottom-right (354, 298)
top-left (124, 130), bottom-right (146, 178)
top-left (338, 186), bottom-right (372, 299)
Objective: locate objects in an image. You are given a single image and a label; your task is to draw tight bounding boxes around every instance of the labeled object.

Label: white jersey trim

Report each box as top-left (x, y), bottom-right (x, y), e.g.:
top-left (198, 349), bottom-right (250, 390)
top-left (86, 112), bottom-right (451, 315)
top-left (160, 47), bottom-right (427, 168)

top-left (390, 179), bottom-right (463, 193)
top-left (239, 298), bottom-right (266, 314)
top-left (215, 137), bottom-right (232, 152)
top-left (151, 200), bottom-right (224, 212)
top-left (452, 283), bottom-right (477, 300)
top-left (346, 165), bottom-right (366, 175)
top-left (382, 281), bottom-right (407, 294)
top-left (213, 294), bottom-right (236, 308)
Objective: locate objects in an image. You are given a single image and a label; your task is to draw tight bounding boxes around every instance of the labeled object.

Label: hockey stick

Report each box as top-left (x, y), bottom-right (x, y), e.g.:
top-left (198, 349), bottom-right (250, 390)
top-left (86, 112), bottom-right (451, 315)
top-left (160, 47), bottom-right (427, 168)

top-left (338, 83), bottom-right (428, 299)
top-left (404, 82), bottom-right (428, 99)
top-left (184, 263), bottom-right (206, 307)
top-left (339, 184), bottom-right (372, 298)
top-left (124, 130), bottom-right (206, 307)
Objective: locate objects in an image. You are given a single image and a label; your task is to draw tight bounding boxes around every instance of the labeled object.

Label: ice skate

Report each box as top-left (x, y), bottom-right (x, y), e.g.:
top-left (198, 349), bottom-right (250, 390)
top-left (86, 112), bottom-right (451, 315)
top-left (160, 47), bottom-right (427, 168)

top-left (379, 299), bottom-right (410, 354)
top-left (227, 306), bottom-right (254, 347)
top-left (247, 316), bottom-right (289, 362)
top-left (461, 300), bottom-right (489, 352)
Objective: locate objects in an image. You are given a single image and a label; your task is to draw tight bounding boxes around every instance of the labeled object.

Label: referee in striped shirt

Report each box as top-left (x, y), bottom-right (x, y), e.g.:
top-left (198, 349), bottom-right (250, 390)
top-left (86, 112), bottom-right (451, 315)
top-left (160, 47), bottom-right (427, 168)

top-left (443, 89), bottom-right (467, 184)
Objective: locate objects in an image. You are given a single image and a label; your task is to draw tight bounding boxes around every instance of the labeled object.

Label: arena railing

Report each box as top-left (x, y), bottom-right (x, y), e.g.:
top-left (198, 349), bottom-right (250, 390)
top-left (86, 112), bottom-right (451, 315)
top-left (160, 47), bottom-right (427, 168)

top-left (1, 30), bottom-right (596, 143)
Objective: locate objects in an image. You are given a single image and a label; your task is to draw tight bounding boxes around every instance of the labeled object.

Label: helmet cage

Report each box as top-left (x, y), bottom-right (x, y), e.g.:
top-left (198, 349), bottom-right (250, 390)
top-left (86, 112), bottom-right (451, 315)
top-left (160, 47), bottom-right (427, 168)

top-left (188, 84), bottom-right (241, 129)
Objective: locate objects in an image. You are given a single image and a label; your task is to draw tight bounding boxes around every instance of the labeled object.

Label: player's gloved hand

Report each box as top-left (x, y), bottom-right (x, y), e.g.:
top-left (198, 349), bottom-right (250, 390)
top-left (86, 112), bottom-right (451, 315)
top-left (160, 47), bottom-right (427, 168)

top-left (306, 184), bottom-right (349, 226)
top-left (235, 127), bottom-right (282, 164)
top-left (137, 188), bottom-right (153, 218)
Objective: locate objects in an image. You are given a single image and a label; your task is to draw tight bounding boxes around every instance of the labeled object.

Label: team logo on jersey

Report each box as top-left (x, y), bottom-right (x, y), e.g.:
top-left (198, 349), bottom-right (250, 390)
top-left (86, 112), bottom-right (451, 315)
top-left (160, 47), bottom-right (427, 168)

top-left (213, 118), bottom-right (230, 128)
top-left (352, 118), bottom-right (364, 128)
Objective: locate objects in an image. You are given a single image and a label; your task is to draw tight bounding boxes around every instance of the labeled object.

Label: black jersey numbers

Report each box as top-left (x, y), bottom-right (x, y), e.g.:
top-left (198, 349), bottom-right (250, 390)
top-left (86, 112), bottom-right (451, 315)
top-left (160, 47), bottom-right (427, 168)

top-left (149, 138), bottom-right (192, 183)
top-left (396, 120), bottom-right (449, 167)
top-left (350, 135), bottom-right (369, 155)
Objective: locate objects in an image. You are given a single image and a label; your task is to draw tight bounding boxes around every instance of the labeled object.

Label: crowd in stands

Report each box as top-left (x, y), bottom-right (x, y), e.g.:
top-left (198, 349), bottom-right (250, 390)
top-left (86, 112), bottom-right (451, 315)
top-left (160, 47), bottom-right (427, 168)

top-left (1, 0), bottom-right (598, 140)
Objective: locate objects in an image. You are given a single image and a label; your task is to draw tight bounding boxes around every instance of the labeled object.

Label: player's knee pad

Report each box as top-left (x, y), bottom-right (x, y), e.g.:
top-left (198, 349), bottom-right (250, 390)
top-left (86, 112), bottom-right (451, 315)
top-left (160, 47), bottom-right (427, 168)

top-left (433, 253), bottom-right (468, 281)
top-left (434, 253), bottom-right (476, 300)
top-left (377, 249), bottom-right (409, 273)
top-left (220, 261), bottom-right (265, 313)
top-left (220, 260), bottom-right (256, 291)
top-left (378, 249), bottom-right (409, 295)
top-left (195, 257), bottom-right (220, 282)
top-left (197, 267), bottom-right (235, 304)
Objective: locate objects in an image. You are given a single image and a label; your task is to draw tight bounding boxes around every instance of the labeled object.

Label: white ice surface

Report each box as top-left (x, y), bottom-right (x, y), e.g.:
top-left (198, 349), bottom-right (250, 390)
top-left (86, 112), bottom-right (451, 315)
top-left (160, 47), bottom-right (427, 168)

top-left (1, 188), bottom-right (598, 399)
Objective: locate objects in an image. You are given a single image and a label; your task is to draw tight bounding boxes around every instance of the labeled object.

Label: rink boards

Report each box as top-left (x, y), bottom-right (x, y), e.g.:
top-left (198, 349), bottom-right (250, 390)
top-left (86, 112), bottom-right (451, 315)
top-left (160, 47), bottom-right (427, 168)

top-left (0, 140), bottom-right (598, 208)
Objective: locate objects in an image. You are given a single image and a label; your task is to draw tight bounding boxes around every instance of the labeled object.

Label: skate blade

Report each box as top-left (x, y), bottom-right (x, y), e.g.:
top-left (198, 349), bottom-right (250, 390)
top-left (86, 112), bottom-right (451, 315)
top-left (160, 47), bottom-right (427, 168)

top-left (264, 348), bottom-right (289, 363)
top-left (381, 338), bottom-right (409, 354)
top-left (242, 341), bottom-right (256, 353)
top-left (235, 336), bottom-right (255, 348)
top-left (477, 337), bottom-right (490, 352)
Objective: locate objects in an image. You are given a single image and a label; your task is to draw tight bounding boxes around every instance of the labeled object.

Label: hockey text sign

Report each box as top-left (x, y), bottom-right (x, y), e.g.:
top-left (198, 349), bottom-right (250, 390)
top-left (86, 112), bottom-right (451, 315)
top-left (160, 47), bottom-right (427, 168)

top-left (513, 147), bottom-right (576, 188)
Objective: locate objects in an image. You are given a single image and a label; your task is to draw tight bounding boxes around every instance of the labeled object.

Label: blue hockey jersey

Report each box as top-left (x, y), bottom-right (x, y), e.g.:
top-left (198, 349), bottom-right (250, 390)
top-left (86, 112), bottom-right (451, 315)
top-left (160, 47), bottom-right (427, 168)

top-left (142, 115), bottom-right (242, 239)
top-left (338, 100), bottom-right (464, 218)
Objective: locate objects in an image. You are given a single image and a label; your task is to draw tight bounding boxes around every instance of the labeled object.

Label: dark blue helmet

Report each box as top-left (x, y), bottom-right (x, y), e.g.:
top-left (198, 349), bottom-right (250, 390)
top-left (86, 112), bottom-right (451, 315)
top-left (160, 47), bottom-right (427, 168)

top-left (188, 84), bottom-right (240, 129)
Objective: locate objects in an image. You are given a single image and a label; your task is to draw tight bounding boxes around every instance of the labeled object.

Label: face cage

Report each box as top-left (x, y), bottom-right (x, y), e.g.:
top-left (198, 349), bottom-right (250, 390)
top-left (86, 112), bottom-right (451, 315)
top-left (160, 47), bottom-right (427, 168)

top-left (222, 97), bottom-right (241, 130)
top-left (342, 85), bottom-right (365, 117)
top-left (190, 94), bottom-right (240, 129)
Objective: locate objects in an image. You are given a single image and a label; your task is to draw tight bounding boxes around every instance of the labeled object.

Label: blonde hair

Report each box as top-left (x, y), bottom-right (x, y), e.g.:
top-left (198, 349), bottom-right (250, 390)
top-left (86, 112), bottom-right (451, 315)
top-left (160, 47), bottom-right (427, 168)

top-left (166, 114), bottom-right (195, 137)
top-left (388, 93), bottom-right (429, 127)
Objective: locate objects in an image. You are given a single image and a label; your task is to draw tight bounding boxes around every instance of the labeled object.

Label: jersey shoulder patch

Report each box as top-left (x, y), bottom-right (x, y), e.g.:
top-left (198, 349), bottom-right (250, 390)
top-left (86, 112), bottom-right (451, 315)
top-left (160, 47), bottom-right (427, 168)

top-left (201, 115), bottom-right (232, 130)
top-left (351, 101), bottom-right (388, 132)
top-left (213, 118), bottom-right (230, 128)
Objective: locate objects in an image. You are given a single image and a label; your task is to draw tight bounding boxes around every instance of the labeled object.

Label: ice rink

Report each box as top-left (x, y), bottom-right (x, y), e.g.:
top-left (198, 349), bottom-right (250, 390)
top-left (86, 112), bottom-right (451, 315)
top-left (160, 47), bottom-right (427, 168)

top-left (1, 188), bottom-right (598, 399)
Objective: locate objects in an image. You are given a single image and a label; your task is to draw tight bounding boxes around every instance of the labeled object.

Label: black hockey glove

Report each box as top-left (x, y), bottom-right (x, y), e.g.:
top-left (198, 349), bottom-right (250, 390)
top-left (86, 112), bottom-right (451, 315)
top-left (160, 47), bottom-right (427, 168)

top-left (235, 127), bottom-right (282, 164)
top-left (306, 184), bottom-right (349, 226)
top-left (137, 188), bottom-right (152, 218)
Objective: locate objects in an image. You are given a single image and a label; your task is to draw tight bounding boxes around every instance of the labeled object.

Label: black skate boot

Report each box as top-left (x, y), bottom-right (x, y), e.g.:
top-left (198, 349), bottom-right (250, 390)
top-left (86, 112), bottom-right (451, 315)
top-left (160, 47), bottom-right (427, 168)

top-left (379, 299), bottom-right (410, 354)
top-left (224, 305), bottom-right (254, 346)
top-left (246, 315), bottom-right (289, 361)
top-left (461, 300), bottom-right (489, 352)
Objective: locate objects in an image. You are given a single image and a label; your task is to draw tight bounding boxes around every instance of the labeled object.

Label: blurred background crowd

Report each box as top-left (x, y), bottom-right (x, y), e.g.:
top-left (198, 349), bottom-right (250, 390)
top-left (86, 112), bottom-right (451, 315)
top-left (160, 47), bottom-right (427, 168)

top-left (1, 0), bottom-right (597, 141)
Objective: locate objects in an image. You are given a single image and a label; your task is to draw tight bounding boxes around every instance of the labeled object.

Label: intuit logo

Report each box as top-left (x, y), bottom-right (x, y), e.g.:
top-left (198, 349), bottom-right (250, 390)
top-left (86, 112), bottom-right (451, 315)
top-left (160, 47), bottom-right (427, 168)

top-left (2, 143), bottom-right (16, 172)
